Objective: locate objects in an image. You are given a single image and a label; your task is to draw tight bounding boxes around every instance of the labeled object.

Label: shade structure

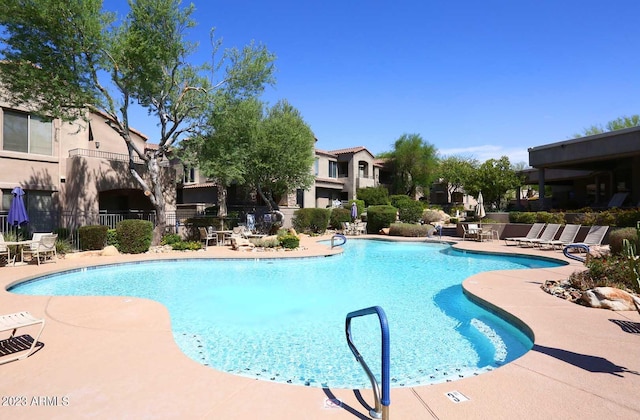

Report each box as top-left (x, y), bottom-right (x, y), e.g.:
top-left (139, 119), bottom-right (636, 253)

top-left (351, 202), bottom-right (358, 220)
top-left (476, 191), bottom-right (486, 219)
top-left (8, 186), bottom-right (29, 227)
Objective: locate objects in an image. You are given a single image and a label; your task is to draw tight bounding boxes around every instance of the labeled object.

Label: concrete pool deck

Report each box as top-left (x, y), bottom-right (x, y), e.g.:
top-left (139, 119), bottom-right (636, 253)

top-left (0, 234), bottom-right (639, 419)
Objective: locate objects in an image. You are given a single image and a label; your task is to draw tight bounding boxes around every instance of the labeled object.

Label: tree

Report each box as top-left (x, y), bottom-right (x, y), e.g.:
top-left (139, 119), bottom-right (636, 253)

top-left (436, 155), bottom-right (478, 201)
top-left (179, 97), bottom-right (263, 217)
top-left (574, 114), bottom-right (640, 137)
top-left (382, 134), bottom-right (438, 197)
top-left (465, 156), bottom-right (523, 210)
top-left (0, 0), bottom-right (275, 243)
top-left (244, 100), bottom-right (316, 211)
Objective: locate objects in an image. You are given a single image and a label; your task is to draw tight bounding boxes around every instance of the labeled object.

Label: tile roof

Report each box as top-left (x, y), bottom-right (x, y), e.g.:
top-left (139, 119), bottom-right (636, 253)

top-left (328, 146), bottom-right (368, 155)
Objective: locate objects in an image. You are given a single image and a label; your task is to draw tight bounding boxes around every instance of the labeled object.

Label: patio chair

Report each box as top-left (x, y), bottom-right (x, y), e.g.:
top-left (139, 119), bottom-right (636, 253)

top-left (518, 224), bottom-right (561, 247)
top-left (538, 224), bottom-right (581, 250)
top-left (607, 192), bottom-right (628, 208)
top-left (198, 227), bottom-right (217, 249)
top-left (462, 224), bottom-right (480, 241)
top-left (21, 233), bottom-right (58, 265)
top-left (504, 223), bottom-right (546, 246)
top-left (0, 233), bottom-right (10, 265)
top-left (0, 311), bottom-right (45, 364)
top-left (563, 225), bottom-right (609, 260)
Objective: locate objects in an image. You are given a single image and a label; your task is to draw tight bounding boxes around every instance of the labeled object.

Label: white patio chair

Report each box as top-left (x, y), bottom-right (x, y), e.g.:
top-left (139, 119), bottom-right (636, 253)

top-left (0, 311), bottom-right (45, 364)
top-left (22, 233), bottom-right (58, 265)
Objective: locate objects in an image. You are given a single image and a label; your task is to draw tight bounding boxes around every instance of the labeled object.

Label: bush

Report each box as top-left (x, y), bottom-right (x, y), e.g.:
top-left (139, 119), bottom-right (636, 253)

top-left (422, 209), bottom-right (447, 224)
top-left (292, 208), bottom-right (330, 234)
top-left (78, 225), bottom-right (109, 251)
top-left (367, 205), bottom-right (398, 233)
top-left (388, 223), bottom-right (433, 237)
top-left (279, 233), bottom-right (300, 249)
top-left (116, 220), bottom-right (153, 254)
top-left (609, 228), bottom-right (638, 255)
top-left (536, 211), bottom-right (565, 224)
top-left (356, 186), bottom-right (390, 206)
top-left (509, 212), bottom-right (537, 224)
top-left (253, 236), bottom-right (280, 248)
top-left (329, 208), bottom-right (351, 229)
top-left (55, 238), bottom-right (73, 255)
top-left (161, 233), bottom-right (182, 245)
top-left (577, 210), bottom-right (617, 227)
top-left (569, 255), bottom-right (638, 293)
top-left (106, 229), bottom-right (118, 247)
top-left (170, 241), bottom-right (202, 251)
top-left (395, 199), bottom-right (424, 223)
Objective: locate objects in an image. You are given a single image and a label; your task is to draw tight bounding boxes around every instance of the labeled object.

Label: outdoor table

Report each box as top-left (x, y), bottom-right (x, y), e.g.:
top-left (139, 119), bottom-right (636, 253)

top-left (4, 240), bottom-right (35, 266)
top-left (213, 230), bottom-right (232, 246)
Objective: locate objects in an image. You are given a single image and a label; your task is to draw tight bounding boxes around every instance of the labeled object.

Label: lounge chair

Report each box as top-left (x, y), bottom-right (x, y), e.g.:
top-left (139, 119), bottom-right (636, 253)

top-left (21, 233), bottom-right (57, 265)
top-left (462, 224), bottom-right (480, 241)
top-left (0, 311), bottom-right (45, 364)
top-left (607, 192), bottom-right (628, 208)
top-left (198, 227), bottom-right (217, 249)
top-left (538, 224), bottom-right (581, 250)
top-left (0, 233), bottom-right (10, 265)
top-left (504, 223), bottom-right (546, 246)
top-left (518, 223), bottom-right (561, 247)
top-left (568, 225), bottom-right (609, 248)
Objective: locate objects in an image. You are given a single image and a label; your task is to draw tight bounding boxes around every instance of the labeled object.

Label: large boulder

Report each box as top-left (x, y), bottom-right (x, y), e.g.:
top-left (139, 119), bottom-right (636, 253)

top-left (579, 287), bottom-right (640, 311)
top-left (100, 245), bottom-right (120, 256)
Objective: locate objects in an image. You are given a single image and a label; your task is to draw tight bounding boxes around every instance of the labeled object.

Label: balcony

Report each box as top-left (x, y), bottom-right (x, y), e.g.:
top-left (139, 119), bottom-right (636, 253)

top-left (68, 149), bottom-right (170, 166)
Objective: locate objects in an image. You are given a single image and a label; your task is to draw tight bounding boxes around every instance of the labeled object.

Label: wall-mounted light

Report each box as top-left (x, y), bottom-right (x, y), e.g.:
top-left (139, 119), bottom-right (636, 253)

top-left (95, 141), bottom-right (100, 149)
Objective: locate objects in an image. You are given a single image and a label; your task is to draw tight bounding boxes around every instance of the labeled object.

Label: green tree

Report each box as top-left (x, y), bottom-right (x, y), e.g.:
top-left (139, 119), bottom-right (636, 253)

top-left (244, 100), bottom-right (316, 211)
top-left (382, 134), bottom-right (438, 197)
top-left (356, 186), bottom-right (390, 206)
top-left (179, 97), bottom-right (263, 217)
top-left (465, 156), bottom-right (523, 210)
top-left (0, 0), bottom-right (275, 243)
top-left (436, 155), bottom-right (478, 200)
top-left (574, 114), bottom-right (640, 137)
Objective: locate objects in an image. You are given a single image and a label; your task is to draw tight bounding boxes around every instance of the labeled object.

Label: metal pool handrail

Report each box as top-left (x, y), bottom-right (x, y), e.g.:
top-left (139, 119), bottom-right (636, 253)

top-left (345, 306), bottom-right (390, 420)
top-left (331, 234), bottom-right (347, 248)
top-left (563, 243), bottom-right (589, 262)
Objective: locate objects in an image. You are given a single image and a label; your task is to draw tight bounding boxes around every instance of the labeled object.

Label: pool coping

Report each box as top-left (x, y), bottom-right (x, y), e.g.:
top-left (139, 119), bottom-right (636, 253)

top-left (0, 234), bottom-right (639, 419)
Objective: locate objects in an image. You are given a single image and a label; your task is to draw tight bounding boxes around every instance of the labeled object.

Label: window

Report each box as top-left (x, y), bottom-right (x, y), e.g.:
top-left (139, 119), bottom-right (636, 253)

top-left (314, 158), bottom-right (319, 176)
top-left (328, 161), bottom-right (338, 178)
top-left (358, 162), bottom-right (368, 178)
top-left (183, 166), bottom-right (195, 183)
top-left (2, 110), bottom-right (53, 155)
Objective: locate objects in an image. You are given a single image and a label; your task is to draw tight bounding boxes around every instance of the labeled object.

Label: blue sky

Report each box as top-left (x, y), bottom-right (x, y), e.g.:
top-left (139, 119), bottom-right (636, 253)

top-left (118, 0), bottom-right (640, 166)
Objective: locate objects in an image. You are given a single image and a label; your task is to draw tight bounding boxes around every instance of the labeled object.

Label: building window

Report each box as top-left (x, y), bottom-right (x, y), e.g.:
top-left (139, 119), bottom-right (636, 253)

top-left (2, 110), bottom-right (53, 155)
top-left (183, 166), bottom-right (195, 183)
top-left (329, 161), bottom-right (338, 178)
top-left (358, 162), bottom-right (368, 178)
top-left (314, 158), bottom-right (319, 176)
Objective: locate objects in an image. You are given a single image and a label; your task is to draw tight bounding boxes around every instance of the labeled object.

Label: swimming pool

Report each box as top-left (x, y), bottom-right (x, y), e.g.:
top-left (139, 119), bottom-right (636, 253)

top-left (9, 240), bottom-right (563, 389)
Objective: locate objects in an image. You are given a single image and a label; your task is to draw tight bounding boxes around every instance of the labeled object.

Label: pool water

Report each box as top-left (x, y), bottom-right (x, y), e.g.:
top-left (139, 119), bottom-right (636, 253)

top-left (10, 240), bottom-right (562, 389)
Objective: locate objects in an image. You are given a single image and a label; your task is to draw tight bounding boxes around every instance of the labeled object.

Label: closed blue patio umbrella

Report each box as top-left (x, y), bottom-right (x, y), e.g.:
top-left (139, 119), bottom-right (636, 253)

top-left (351, 202), bottom-right (358, 221)
top-left (8, 186), bottom-right (29, 227)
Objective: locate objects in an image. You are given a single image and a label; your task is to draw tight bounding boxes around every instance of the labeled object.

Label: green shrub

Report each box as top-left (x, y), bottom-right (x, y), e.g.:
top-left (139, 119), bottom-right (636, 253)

top-left (395, 199), bottom-right (424, 223)
top-left (367, 205), bottom-right (398, 233)
top-left (170, 241), bottom-right (202, 251)
top-left (388, 223), bottom-right (433, 237)
top-left (536, 211), bottom-right (565, 224)
top-left (356, 186), bottom-right (390, 206)
top-left (78, 225), bottom-right (109, 251)
top-left (329, 208), bottom-right (351, 229)
top-left (279, 233), bottom-right (300, 249)
top-left (55, 238), bottom-right (73, 255)
top-left (106, 229), bottom-right (118, 247)
top-left (292, 208), bottom-right (330, 234)
top-left (569, 255), bottom-right (638, 293)
top-left (615, 209), bottom-right (640, 227)
top-left (116, 220), bottom-right (153, 254)
top-left (509, 211), bottom-right (537, 224)
top-left (161, 233), bottom-right (182, 245)
top-left (253, 236), bottom-right (280, 248)
top-left (450, 217), bottom-right (459, 224)
top-left (609, 228), bottom-right (638, 255)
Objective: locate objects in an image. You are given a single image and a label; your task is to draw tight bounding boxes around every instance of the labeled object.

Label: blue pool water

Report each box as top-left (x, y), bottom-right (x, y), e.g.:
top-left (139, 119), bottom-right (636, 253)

top-left (9, 240), bottom-right (563, 389)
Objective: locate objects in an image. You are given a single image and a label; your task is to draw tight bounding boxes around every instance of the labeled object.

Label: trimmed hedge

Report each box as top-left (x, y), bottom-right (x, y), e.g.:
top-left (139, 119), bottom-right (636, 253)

top-left (292, 208), bottom-right (330, 233)
top-left (388, 223), bottom-right (433, 237)
top-left (366, 205), bottom-right (398, 233)
top-left (78, 225), bottom-right (109, 251)
top-left (329, 207), bottom-right (351, 229)
top-left (116, 220), bottom-right (153, 254)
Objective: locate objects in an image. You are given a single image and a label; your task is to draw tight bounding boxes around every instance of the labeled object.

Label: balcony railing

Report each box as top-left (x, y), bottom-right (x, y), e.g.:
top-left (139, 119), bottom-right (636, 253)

top-left (68, 148), bottom-right (170, 166)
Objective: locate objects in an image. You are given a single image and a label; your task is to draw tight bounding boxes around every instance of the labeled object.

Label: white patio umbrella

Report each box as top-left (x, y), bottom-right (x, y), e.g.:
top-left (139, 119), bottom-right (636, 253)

top-left (476, 191), bottom-right (486, 221)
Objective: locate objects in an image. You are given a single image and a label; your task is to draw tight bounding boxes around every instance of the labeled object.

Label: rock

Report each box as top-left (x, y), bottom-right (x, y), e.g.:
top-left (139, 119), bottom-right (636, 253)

top-left (579, 287), bottom-right (640, 311)
top-left (100, 245), bottom-right (120, 256)
top-left (379, 228), bottom-right (390, 235)
top-left (288, 228), bottom-right (297, 236)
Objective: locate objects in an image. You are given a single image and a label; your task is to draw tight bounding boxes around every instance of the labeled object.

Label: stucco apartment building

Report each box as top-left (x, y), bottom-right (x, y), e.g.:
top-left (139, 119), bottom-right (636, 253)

top-left (0, 101), bottom-right (175, 232)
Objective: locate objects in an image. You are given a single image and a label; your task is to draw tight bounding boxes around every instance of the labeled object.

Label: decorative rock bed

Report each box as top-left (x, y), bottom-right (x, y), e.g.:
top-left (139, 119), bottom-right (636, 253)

top-left (542, 279), bottom-right (640, 313)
